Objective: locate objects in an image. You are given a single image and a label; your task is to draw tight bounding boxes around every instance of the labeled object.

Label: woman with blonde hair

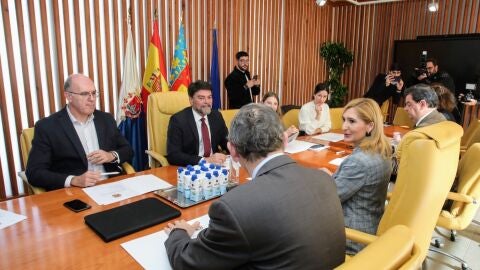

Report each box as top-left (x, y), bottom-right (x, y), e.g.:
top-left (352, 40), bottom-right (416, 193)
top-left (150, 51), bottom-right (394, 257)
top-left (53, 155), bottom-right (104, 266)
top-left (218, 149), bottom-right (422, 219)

top-left (322, 98), bottom-right (392, 254)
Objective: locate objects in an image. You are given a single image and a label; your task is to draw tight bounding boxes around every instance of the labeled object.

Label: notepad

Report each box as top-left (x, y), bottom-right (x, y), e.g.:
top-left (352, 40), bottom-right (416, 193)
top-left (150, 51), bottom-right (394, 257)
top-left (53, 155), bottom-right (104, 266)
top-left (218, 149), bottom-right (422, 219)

top-left (84, 198), bottom-right (181, 242)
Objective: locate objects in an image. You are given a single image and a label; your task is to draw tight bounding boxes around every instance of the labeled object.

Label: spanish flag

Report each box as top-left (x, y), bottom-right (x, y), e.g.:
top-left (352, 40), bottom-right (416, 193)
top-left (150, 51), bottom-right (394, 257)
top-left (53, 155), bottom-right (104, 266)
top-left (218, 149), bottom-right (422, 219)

top-left (141, 20), bottom-right (169, 112)
top-left (170, 22), bottom-right (191, 92)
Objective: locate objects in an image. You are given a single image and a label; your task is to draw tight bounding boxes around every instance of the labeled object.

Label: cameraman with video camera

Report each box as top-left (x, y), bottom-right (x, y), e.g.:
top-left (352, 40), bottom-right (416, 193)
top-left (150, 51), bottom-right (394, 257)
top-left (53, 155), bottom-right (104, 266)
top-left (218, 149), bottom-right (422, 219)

top-left (416, 58), bottom-right (456, 94)
top-left (364, 63), bottom-right (405, 106)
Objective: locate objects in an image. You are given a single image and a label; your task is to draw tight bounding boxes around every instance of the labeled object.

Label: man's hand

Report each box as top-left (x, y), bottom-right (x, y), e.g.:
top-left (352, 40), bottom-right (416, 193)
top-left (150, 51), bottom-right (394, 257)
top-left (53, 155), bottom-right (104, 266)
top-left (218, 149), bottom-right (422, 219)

top-left (286, 125), bottom-right (299, 137)
top-left (205, 153), bottom-right (227, 165)
top-left (165, 220), bottom-right (202, 237)
top-left (246, 79), bottom-right (256, 88)
top-left (71, 171), bottom-right (102, 187)
top-left (87, 150), bottom-right (115, 164)
top-left (385, 74), bottom-right (394, 86)
top-left (417, 73), bottom-right (427, 81)
top-left (396, 79), bottom-right (404, 91)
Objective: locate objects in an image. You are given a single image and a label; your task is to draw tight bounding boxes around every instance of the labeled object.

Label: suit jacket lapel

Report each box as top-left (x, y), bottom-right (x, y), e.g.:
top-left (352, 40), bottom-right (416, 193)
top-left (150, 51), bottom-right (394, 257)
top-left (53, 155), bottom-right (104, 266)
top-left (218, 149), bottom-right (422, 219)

top-left (58, 108), bottom-right (88, 166)
top-left (187, 109), bottom-right (200, 151)
top-left (94, 112), bottom-right (105, 149)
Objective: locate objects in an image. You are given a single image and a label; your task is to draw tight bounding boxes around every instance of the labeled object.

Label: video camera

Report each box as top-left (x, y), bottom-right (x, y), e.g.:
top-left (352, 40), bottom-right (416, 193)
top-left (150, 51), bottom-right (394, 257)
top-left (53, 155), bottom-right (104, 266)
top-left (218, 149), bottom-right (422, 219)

top-left (414, 51), bottom-right (428, 76)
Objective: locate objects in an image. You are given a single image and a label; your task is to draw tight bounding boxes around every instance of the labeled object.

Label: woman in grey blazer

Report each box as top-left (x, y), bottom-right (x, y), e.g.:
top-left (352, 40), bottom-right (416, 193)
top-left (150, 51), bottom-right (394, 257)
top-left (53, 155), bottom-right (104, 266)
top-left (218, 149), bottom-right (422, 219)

top-left (323, 98), bottom-right (393, 254)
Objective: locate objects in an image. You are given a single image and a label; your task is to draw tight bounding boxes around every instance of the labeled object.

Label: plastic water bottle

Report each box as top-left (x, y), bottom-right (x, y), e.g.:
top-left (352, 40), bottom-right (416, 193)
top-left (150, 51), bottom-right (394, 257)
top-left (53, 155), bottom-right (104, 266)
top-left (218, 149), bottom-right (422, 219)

top-left (177, 167), bottom-right (185, 192)
top-left (183, 171), bottom-right (192, 199)
top-left (190, 175), bottom-right (202, 202)
top-left (202, 173), bottom-right (213, 199)
top-left (220, 169), bottom-right (229, 195)
top-left (212, 170), bottom-right (221, 196)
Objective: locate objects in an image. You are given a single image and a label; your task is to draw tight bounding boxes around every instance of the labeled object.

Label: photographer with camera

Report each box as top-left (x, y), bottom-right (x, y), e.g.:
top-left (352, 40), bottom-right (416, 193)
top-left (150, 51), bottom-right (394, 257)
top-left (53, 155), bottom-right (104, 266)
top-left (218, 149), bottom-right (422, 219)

top-left (364, 63), bottom-right (405, 106)
top-left (416, 58), bottom-right (456, 94)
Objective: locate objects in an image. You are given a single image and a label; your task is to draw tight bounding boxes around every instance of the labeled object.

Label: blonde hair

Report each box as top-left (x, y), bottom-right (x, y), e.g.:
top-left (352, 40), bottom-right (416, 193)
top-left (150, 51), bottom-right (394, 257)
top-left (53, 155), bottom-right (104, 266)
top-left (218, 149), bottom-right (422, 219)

top-left (343, 98), bottom-right (392, 159)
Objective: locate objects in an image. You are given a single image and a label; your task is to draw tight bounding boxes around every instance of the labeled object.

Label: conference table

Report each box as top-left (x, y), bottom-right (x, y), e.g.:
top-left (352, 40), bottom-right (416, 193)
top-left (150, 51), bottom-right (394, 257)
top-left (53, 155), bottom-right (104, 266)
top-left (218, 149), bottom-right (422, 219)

top-left (0, 126), bottom-right (409, 269)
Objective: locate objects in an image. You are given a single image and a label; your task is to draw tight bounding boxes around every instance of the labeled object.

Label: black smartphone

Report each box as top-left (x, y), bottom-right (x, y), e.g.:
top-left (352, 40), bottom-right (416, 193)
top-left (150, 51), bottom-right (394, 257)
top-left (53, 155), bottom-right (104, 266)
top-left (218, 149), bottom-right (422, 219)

top-left (63, 199), bottom-right (91, 212)
top-left (252, 75), bottom-right (258, 80)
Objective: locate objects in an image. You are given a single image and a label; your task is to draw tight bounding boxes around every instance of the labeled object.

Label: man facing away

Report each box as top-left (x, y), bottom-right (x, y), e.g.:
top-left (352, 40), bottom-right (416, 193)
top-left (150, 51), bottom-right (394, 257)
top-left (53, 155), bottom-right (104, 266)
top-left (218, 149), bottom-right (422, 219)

top-left (403, 83), bottom-right (446, 128)
top-left (26, 74), bottom-right (133, 191)
top-left (224, 51), bottom-right (261, 109)
top-left (166, 80), bottom-right (229, 166)
top-left (164, 103), bottom-right (346, 270)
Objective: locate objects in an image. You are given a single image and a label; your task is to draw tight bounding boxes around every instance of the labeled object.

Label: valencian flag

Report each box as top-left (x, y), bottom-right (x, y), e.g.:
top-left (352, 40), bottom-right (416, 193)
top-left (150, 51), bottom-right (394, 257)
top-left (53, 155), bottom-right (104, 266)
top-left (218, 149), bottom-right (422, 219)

top-left (116, 17), bottom-right (147, 171)
top-left (141, 19), bottom-right (169, 113)
top-left (210, 28), bottom-right (221, 109)
top-left (170, 21), bottom-right (191, 92)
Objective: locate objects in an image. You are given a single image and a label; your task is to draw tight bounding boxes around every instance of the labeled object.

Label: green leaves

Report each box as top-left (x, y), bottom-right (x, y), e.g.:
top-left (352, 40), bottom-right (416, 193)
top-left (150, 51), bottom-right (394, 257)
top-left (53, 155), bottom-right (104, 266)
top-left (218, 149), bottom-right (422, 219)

top-left (320, 42), bottom-right (354, 107)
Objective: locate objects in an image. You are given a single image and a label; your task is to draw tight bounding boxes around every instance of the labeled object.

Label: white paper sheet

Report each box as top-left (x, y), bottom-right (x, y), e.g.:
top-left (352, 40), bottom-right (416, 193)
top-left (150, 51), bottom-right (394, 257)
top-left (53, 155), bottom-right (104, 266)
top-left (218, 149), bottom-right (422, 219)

top-left (121, 214), bottom-right (211, 270)
top-left (284, 140), bottom-right (317, 154)
top-left (312, 132), bottom-right (344, 142)
top-left (0, 209), bottom-right (27, 229)
top-left (329, 156), bottom-right (349, 166)
top-left (83, 174), bottom-right (173, 205)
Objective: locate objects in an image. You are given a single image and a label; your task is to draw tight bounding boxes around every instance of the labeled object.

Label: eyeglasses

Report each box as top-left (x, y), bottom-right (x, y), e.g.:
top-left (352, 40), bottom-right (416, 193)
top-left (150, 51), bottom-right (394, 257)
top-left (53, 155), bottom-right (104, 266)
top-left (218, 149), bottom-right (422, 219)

top-left (67, 90), bottom-right (99, 98)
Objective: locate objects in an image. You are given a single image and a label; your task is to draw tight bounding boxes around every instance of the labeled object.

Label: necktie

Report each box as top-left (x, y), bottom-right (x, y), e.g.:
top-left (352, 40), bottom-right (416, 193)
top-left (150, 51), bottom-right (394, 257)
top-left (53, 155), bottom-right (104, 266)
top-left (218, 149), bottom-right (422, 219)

top-left (201, 117), bottom-right (211, 157)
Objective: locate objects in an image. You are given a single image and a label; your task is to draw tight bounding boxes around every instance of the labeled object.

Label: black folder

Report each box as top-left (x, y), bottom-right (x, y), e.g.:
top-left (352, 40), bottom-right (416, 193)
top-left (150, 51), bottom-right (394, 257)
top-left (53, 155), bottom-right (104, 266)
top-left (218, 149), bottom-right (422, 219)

top-left (84, 197), bottom-right (181, 242)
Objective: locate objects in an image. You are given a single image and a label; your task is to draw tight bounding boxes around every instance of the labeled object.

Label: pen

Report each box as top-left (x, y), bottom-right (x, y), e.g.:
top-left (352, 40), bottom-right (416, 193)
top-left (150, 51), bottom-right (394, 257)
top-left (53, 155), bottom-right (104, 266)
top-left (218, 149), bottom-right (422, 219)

top-left (100, 172), bottom-right (120, 176)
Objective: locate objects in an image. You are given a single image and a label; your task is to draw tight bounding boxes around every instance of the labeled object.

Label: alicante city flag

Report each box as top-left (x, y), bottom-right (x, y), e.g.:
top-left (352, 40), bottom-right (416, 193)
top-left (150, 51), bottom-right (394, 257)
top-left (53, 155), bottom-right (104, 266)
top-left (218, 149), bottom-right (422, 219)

top-left (170, 22), bottom-right (191, 92)
top-left (141, 20), bottom-right (169, 112)
top-left (116, 20), bottom-right (147, 171)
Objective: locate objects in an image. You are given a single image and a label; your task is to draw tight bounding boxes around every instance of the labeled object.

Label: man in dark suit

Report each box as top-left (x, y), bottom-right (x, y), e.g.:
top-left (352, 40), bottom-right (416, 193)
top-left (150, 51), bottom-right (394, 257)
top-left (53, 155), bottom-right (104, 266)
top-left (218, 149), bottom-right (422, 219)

top-left (26, 74), bottom-right (133, 191)
top-left (166, 80), bottom-right (228, 166)
top-left (403, 84), bottom-right (446, 128)
top-left (224, 51), bottom-right (260, 109)
top-left (165, 103), bottom-right (346, 270)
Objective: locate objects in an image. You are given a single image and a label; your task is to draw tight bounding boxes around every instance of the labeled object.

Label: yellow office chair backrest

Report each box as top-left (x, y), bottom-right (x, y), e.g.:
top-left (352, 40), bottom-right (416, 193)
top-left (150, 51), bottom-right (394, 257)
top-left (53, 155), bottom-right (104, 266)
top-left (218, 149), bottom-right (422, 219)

top-left (147, 91), bottom-right (190, 167)
top-left (380, 99), bottom-right (389, 122)
top-left (329, 107), bottom-right (344, 130)
top-left (281, 109), bottom-right (300, 130)
top-left (219, 109), bottom-right (239, 131)
top-left (19, 128), bottom-right (46, 195)
top-left (438, 143), bottom-right (480, 230)
top-left (393, 107), bottom-right (413, 128)
top-left (460, 119), bottom-right (480, 151)
top-left (379, 121), bottom-right (463, 262)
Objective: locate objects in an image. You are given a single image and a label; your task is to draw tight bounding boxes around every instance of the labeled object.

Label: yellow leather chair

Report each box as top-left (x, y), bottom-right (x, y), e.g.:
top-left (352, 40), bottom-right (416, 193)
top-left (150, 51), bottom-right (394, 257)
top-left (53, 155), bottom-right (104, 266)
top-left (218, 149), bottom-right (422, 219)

top-left (460, 119), bottom-right (480, 154)
top-left (20, 127), bottom-right (136, 195)
top-left (330, 107), bottom-right (344, 130)
top-left (219, 109), bottom-right (239, 131)
top-left (146, 91), bottom-right (190, 167)
top-left (428, 143), bottom-right (480, 270)
top-left (336, 225), bottom-right (421, 270)
top-left (346, 121), bottom-right (463, 268)
top-left (393, 107), bottom-right (413, 128)
top-left (281, 109), bottom-right (300, 130)
top-left (380, 99), bottom-right (390, 123)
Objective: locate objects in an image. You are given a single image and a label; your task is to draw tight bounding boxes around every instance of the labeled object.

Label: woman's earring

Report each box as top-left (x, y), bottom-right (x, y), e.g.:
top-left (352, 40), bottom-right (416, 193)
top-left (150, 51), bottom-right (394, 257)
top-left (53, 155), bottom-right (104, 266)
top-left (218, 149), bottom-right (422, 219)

top-left (366, 131), bottom-right (372, 137)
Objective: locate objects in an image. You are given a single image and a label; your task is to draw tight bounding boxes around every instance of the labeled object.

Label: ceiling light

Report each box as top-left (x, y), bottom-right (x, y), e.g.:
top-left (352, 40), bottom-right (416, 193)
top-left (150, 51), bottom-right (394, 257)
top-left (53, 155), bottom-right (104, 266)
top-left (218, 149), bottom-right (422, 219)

top-left (428, 1), bottom-right (439, 12)
top-left (316, 0), bottom-right (327, 7)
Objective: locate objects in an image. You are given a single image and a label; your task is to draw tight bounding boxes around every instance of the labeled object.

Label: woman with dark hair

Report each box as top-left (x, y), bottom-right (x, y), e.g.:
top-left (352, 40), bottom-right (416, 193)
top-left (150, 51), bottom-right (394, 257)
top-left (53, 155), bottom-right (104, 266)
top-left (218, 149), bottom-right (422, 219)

top-left (431, 83), bottom-right (458, 122)
top-left (262, 91), bottom-right (298, 136)
top-left (298, 83), bottom-right (331, 135)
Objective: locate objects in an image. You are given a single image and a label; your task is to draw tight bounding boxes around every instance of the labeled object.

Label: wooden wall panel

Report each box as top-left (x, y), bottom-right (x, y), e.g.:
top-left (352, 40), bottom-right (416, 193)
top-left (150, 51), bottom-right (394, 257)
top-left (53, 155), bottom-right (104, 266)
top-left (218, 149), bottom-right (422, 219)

top-left (1, 0), bottom-right (479, 200)
top-left (332, 0), bottom-right (480, 104)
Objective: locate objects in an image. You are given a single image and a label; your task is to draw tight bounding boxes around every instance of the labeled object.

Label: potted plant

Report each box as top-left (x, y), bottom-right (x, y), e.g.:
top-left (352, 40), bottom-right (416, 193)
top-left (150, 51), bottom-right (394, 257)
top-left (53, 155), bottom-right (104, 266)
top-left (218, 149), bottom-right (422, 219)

top-left (320, 42), bottom-right (354, 107)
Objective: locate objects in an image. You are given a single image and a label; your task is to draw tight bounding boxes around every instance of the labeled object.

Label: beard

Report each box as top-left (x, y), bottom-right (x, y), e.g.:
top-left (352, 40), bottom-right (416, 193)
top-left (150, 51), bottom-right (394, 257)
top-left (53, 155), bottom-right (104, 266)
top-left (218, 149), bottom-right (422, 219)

top-left (195, 105), bottom-right (212, 116)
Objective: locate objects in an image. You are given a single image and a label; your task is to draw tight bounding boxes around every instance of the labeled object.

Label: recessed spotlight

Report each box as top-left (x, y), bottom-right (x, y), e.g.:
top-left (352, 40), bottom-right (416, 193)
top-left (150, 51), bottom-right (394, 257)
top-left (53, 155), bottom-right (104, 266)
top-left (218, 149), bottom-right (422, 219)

top-left (428, 1), bottom-right (439, 12)
top-left (316, 0), bottom-right (327, 7)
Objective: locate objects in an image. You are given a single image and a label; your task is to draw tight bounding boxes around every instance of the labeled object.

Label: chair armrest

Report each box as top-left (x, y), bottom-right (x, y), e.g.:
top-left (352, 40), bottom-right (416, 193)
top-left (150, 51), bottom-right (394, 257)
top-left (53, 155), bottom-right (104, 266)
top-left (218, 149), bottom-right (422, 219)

top-left (336, 225), bottom-right (417, 270)
top-left (345, 228), bottom-right (378, 245)
top-left (145, 150), bottom-right (169, 167)
top-left (446, 192), bottom-right (476, 204)
top-left (121, 162), bottom-right (136, 174)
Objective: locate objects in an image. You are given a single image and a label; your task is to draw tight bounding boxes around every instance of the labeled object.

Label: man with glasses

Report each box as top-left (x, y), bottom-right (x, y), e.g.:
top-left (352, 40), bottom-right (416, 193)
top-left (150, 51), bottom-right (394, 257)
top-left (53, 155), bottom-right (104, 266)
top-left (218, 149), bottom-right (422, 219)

top-left (224, 51), bottom-right (261, 109)
top-left (403, 83), bottom-right (446, 128)
top-left (26, 74), bottom-right (133, 191)
top-left (416, 58), bottom-right (455, 94)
